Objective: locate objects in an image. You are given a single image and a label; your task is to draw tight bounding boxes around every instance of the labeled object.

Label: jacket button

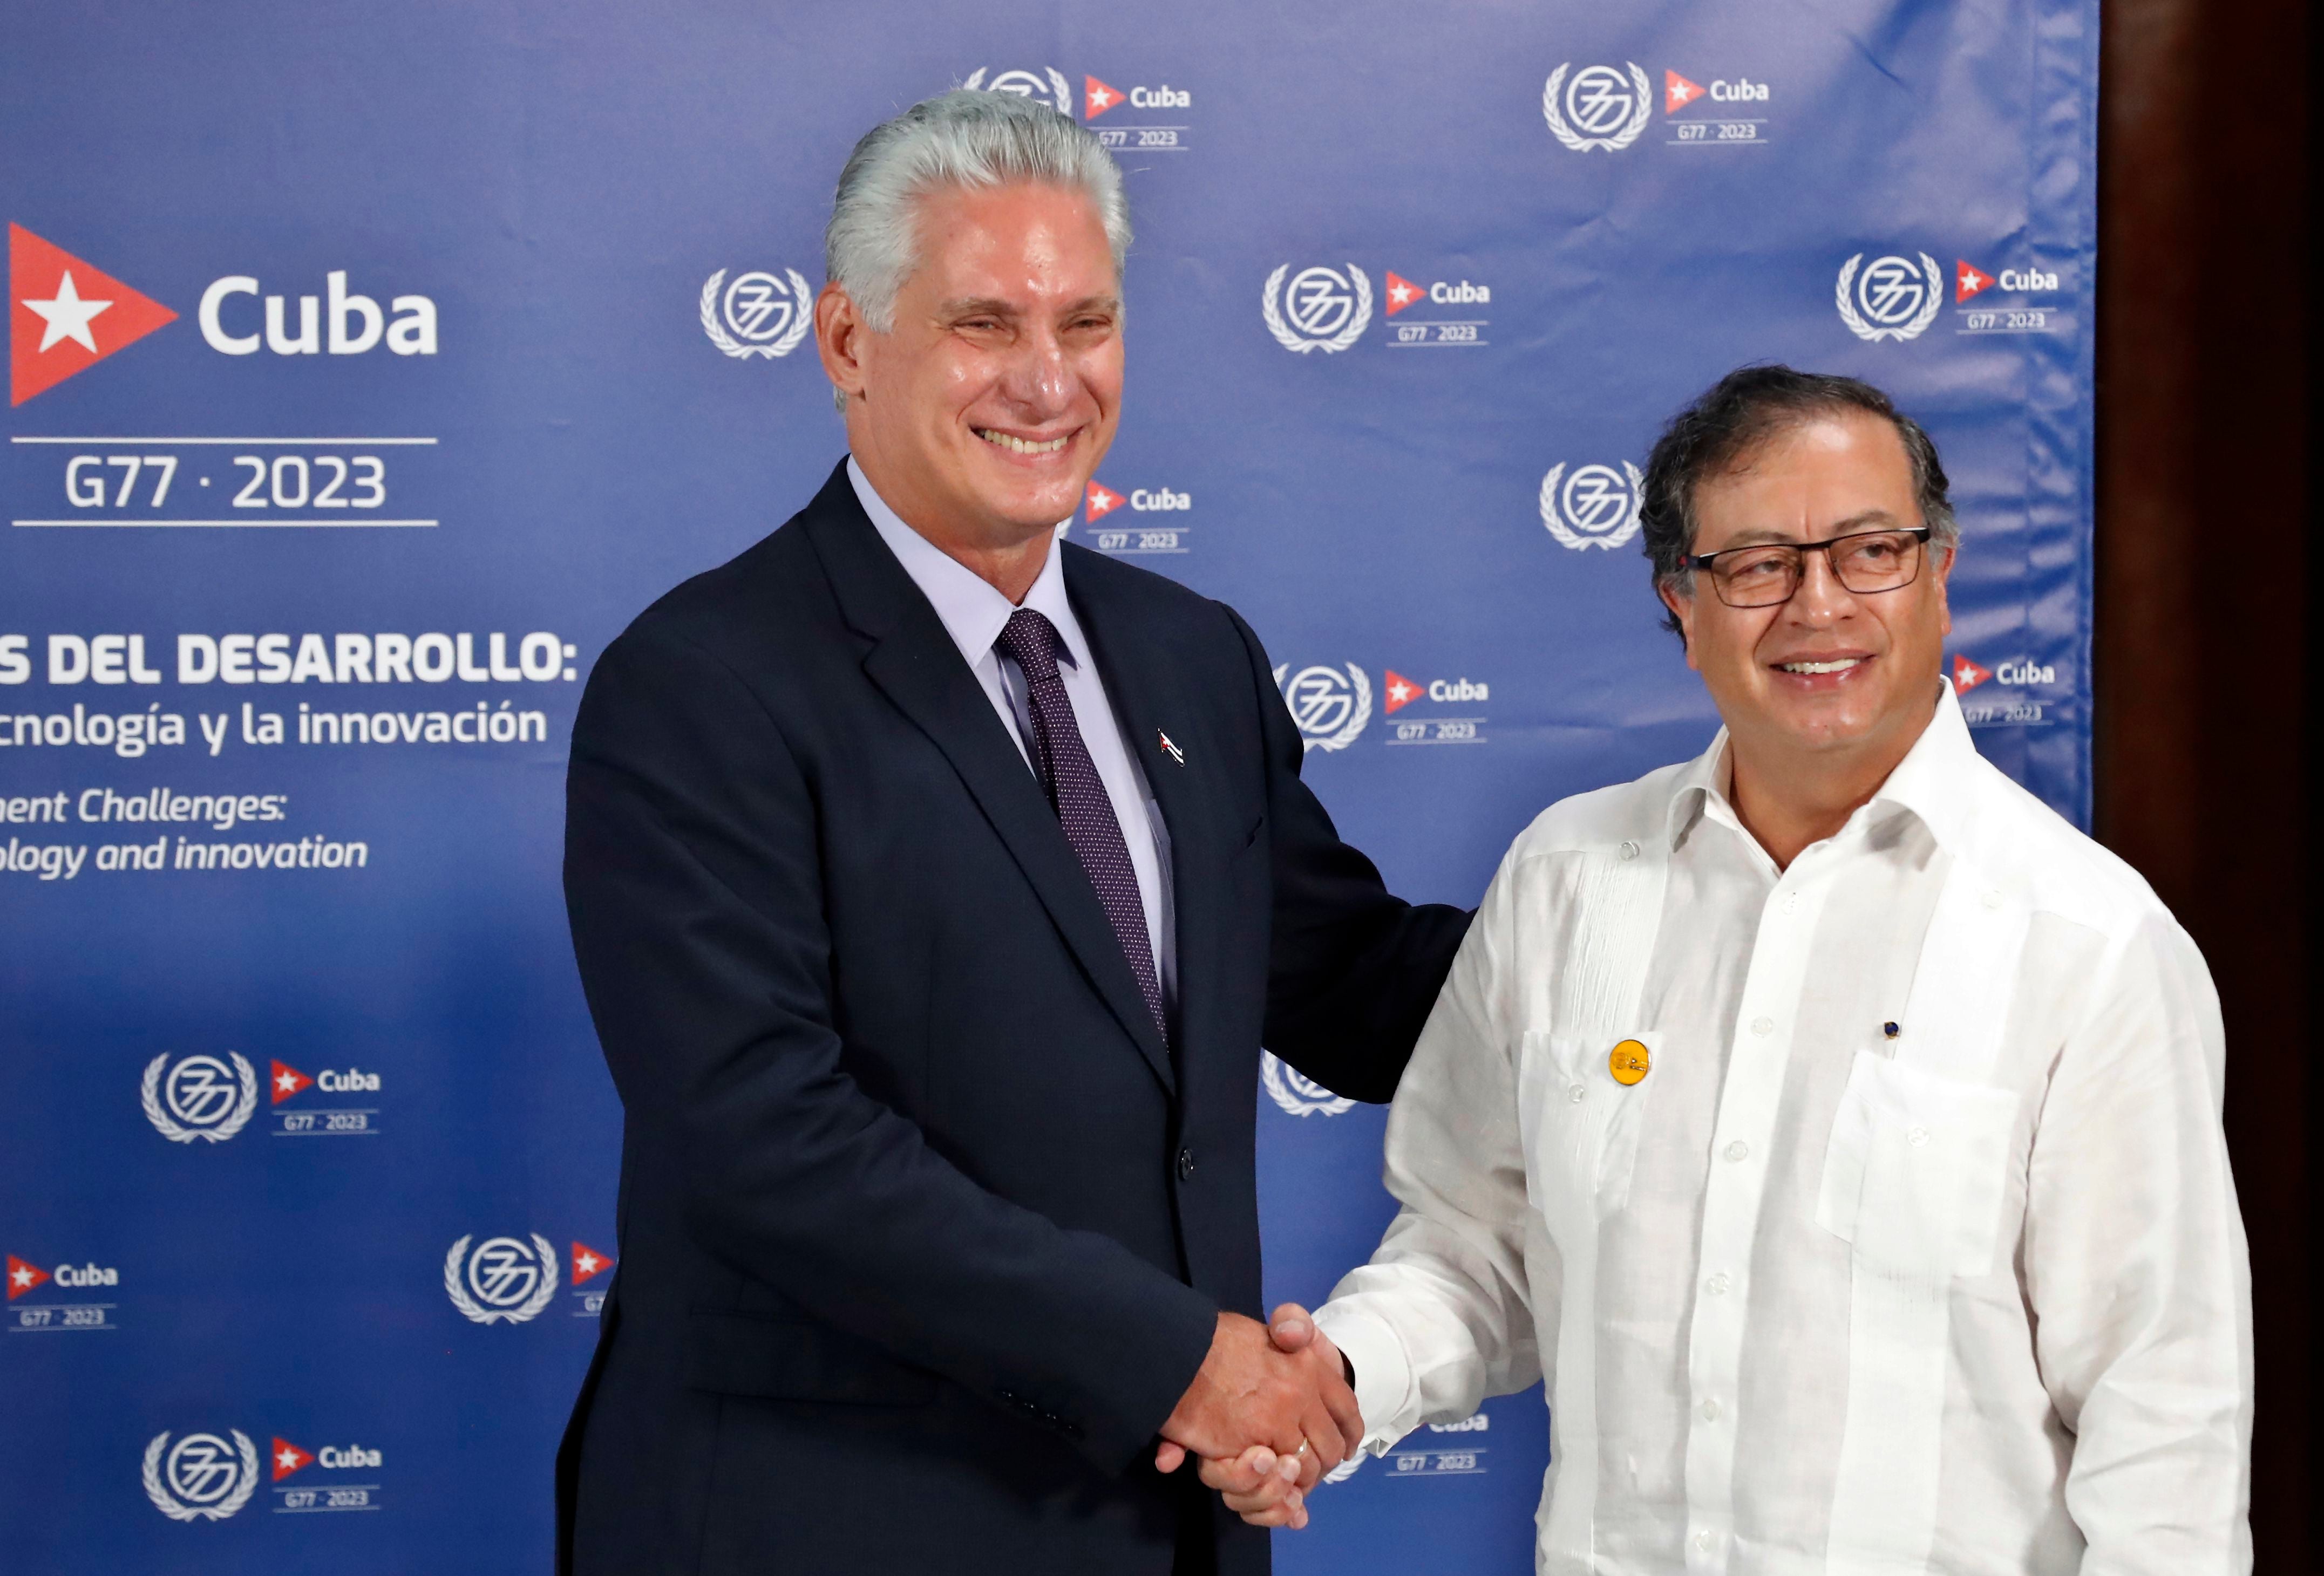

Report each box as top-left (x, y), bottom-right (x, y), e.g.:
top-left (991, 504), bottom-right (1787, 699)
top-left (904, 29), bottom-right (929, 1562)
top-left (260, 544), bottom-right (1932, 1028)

top-left (1176, 1147), bottom-right (1196, 1182)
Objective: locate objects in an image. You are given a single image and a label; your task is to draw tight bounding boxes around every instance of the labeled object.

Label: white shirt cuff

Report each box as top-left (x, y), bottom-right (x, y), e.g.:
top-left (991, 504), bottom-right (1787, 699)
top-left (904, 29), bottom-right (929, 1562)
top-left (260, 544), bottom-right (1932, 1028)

top-left (1314, 1302), bottom-right (1419, 1454)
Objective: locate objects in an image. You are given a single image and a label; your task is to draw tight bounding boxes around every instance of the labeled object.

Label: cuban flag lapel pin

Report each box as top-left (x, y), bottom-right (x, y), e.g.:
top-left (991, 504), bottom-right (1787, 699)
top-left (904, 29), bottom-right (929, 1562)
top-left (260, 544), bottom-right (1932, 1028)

top-left (1157, 728), bottom-right (1186, 766)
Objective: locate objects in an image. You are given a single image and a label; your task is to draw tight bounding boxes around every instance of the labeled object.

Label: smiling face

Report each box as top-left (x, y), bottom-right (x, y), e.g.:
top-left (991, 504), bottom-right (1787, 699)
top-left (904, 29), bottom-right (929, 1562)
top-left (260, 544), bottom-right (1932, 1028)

top-left (818, 180), bottom-right (1122, 558)
top-left (1661, 410), bottom-right (1953, 780)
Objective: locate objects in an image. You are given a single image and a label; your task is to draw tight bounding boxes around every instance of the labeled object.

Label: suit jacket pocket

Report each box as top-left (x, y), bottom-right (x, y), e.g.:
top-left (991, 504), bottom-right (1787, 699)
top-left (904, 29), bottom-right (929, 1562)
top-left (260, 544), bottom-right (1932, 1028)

top-left (683, 1308), bottom-right (940, 1406)
top-left (1815, 1050), bottom-right (2021, 1281)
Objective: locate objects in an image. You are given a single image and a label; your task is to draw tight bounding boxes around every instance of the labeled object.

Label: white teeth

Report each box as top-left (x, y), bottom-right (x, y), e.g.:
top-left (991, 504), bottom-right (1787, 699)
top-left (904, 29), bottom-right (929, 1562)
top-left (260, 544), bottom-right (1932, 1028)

top-left (976, 429), bottom-right (1070, 455)
top-left (1779, 658), bottom-right (1863, 674)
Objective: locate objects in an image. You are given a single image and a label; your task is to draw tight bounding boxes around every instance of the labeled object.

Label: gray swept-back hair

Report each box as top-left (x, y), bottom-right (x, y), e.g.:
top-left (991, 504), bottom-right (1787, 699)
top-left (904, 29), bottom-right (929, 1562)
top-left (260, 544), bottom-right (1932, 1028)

top-left (825, 90), bottom-right (1131, 408)
top-left (1638, 364), bottom-right (1958, 638)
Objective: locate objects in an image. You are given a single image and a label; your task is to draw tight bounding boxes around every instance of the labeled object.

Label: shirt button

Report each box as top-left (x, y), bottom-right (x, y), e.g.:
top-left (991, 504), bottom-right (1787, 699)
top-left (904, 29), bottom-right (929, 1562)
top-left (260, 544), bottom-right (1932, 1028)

top-left (1700, 1398), bottom-right (1722, 1422)
top-left (1723, 1140), bottom-right (1750, 1163)
top-left (1175, 1147), bottom-right (1196, 1181)
top-left (1568, 1083), bottom-right (1587, 1104)
top-left (1981, 888), bottom-right (2004, 909)
top-left (1694, 1530), bottom-right (1716, 1553)
top-left (1750, 1015), bottom-right (1774, 1036)
top-left (1619, 840), bottom-right (1640, 861)
top-left (1907, 1127), bottom-right (1931, 1148)
top-left (1705, 1271), bottom-right (1731, 1295)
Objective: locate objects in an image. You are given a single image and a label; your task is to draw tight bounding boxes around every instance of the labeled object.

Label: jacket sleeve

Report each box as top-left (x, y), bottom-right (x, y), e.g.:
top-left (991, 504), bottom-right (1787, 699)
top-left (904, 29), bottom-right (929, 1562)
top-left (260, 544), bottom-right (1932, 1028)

top-left (1226, 609), bottom-right (1473, 1103)
top-left (2024, 915), bottom-right (2253, 1571)
top-left (563, 621), bottom-right (1218, 1475)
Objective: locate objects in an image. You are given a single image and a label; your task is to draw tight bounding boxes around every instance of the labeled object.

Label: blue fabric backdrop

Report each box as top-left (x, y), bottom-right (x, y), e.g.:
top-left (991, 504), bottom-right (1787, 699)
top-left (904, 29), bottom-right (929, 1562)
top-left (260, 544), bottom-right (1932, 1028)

top-left (0, 2), bottom-right (2095, 1568)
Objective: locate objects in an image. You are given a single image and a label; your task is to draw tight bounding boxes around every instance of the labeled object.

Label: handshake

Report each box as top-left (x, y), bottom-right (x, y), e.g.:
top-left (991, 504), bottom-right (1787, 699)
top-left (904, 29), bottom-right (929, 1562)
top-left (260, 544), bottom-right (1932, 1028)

top-left (1152, 1304), bottom-right (1360, 1531)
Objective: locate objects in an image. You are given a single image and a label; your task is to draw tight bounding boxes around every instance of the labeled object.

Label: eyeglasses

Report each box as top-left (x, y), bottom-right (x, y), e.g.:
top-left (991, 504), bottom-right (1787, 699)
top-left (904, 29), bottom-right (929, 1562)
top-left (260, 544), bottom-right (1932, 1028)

top-left (1684, 526), bottom-right (1933, 609)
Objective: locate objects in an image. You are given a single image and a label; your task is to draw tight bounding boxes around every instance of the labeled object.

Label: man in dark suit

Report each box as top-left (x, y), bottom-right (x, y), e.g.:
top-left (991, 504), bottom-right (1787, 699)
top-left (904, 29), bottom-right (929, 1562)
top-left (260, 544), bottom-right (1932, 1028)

top-left (558, 91), bottom-right (1469, 1575)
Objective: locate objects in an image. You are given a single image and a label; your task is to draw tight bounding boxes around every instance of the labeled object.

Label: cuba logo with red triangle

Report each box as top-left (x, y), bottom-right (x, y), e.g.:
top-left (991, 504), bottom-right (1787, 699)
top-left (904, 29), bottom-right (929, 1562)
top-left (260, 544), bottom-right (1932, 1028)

top-left (1082, 74), bottom-right (1190, 120)
top-left (267, 1058), bottom-right (380, 1137)
top-left (572, 1240), bottom-right (616, 1286)
top-left (7, 1253), bottom-right (51, 1300)
top-left (1666, 71), bottom-right (1707, 113)
top-left (1085, 480), bottom-right (1125, 521)
top-left (1952, 653), bottom-right (1993, 694)
top-left (1382, 270), bottom-right (1490, 319)
top-left (269, 1434), bottom-right (381, 1484)
top-left (10, 224), bottom-right (177, 405)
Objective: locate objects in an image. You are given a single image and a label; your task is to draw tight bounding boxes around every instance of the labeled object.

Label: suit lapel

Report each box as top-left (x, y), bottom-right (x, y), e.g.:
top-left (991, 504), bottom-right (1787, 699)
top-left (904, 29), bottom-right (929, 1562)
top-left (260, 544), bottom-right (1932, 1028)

top-left (799, 466), bottom-right (1175, 1096)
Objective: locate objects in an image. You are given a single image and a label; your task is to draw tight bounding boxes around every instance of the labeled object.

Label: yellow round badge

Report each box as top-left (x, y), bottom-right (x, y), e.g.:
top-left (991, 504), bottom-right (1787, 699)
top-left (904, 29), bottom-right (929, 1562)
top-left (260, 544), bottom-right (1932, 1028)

top-left (1608, 1039), bottom-right (1650, 1086)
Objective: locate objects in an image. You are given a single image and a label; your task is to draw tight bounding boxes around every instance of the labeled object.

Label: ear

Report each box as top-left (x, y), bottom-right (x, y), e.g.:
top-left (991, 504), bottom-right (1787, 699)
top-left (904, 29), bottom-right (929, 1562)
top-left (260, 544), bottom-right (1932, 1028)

top-left (1929, 540), bottom-right (1956, 637)
top-left (1658, 580), bottom-right (1702, 672)
top-left (815, 283), bottom-right (869, 407)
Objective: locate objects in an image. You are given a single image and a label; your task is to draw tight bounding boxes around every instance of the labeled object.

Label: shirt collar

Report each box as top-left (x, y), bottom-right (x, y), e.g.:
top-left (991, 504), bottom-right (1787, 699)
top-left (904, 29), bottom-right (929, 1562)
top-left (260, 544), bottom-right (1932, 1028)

top-left (1664, 679), bottom-right (1980, 857)
top-left (1864, 679), bottom-right (1980, 854)
top-left (849, 456), bottom-right (1087, 673)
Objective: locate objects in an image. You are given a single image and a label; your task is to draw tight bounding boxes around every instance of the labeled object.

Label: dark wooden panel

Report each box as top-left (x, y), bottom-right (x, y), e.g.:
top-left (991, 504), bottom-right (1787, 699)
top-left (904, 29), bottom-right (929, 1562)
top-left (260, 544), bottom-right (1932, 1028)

top-left (2095, 0), bottom-right (2308, 1560)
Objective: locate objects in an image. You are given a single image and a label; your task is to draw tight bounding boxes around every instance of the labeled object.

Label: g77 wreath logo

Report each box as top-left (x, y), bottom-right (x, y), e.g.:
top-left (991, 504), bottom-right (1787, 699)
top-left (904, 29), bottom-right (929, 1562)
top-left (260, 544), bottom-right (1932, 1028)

top-left (1835, 253), bottom-right (1944, 342)
top-left (700, 268), bottom-right (814, 359)
top-left (444, 1233), bottom-right (560, 1325)
top-left (1272, 663), bottom-right (1373, 752)
top-left (142, 1430), bottom-right (259, 1522)
top-left (1261, 1052), bottom-right (1354, 1117)
top-left (140, 1052), bottom-right (258, 1144)
top-left (963, 66), bottom-right (1073, 117)
top-left (1262, 265), bottom-right (1374, 353)
top-left (1542, 63), bottom-right (1653, 152)
top-left (1539, 461), bottom-right (1645, 551)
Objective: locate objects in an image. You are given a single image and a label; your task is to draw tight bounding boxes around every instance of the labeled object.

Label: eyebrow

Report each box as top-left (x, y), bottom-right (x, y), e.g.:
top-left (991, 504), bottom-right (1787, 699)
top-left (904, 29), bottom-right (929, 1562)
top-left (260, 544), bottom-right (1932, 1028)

top-left (1708, 509), bottom-right (1900, 549)
top-left (936, 295), bottom-right (1122, 320)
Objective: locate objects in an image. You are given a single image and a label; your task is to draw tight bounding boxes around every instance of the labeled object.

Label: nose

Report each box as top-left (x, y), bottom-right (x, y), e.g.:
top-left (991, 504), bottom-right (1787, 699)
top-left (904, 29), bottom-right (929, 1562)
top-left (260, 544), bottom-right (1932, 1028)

top-left (1785, 547), bottom-right (1857, 625)
top-left (996, 322), bottom-right (1073, 416)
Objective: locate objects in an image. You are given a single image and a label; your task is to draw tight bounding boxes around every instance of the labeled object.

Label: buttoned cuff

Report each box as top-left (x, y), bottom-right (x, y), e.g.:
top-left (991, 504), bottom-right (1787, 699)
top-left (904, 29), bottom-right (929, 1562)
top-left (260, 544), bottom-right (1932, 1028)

top-left (1313, 1302), bottom-right (1419, 1455)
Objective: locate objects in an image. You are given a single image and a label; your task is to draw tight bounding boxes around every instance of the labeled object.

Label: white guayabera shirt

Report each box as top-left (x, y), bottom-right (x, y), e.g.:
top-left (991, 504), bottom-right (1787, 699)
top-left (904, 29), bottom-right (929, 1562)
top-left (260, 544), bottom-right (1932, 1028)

top-left (1315, 685), bottom-right (2251, 1575)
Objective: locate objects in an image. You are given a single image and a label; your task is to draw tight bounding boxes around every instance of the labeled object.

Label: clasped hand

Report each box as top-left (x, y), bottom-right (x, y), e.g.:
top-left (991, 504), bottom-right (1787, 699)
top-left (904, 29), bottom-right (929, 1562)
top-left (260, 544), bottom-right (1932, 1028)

top-left (1154, 1304), bottom-right (1357, 1531)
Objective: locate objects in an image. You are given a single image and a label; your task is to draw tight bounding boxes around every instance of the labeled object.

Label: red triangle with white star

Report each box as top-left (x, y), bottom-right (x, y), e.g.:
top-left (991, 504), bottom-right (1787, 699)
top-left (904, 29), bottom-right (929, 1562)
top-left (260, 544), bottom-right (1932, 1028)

top-left (270, 1060), bottom-right (314, 1103)
top-left (1666, 71), bottom-right (1707, 113)
top-left (572, 1241), bottom-right (615, 1284)
top-left (1956, 260), bottom-right (1994, 302)
top-left (1085, 480), bottom-right (1125, 520)
top-left (1383, 272), bottom-right (1426, 316)
top-left (6, 1254), bottom-right (51, 1300)
top-left (1383, 670), bottom-right (1425, 713)
top-left (1952, 653), bottom-right (1992, 693)
top-left (11, 224), bottom-right (178, 406)
top-left (271, 1438), bottom-right (314, 1481)
top-left (1085, 76), bottom-right (1125, 118)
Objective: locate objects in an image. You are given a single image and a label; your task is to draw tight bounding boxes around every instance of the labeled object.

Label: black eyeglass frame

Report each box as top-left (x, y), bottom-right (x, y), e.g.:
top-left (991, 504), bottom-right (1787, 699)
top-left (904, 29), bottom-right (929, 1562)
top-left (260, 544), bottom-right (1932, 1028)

top-left (1682, 524), bottom-right (1935, 609)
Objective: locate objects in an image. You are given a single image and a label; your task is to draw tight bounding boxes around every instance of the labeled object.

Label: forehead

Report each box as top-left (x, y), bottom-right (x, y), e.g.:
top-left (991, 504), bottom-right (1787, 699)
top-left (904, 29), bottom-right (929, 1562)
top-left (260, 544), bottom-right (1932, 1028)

top-left (906, 181), bottom-right (1116, 290)
top-left (1696, 410), bottom-right (1914, 520)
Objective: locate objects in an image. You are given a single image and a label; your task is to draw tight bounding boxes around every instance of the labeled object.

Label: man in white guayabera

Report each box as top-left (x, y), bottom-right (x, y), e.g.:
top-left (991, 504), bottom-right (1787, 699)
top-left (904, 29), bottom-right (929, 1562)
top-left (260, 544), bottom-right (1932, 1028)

top-left (1205, 366), bottom-right (2253, 1572)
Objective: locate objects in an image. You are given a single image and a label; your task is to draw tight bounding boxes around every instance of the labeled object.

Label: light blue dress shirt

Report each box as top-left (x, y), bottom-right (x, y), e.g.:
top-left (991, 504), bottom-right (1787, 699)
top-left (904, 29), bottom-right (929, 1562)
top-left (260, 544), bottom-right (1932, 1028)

top-left (848, 459), bottom-right (1177, 1010)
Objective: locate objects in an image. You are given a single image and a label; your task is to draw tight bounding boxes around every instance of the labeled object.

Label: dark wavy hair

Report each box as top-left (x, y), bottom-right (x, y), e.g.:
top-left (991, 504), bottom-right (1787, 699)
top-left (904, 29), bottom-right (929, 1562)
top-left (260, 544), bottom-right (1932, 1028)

top-left (1638, 365), bottom-right (1956, 637)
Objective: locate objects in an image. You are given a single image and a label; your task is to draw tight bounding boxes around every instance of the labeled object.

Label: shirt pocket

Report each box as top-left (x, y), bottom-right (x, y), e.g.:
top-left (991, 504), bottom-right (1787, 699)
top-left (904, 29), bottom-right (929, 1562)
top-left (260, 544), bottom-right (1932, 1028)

top-left (1515, 1029), bottom-right (1658, 1244)
top-left (1815, 1050), bottom-right (2021, 1281)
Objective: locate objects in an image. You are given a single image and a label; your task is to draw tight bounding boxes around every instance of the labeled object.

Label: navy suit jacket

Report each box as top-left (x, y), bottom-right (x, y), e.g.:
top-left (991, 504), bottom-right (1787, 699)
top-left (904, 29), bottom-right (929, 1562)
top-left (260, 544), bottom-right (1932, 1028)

top-left (558, 462), bottom-right (1469, 1575)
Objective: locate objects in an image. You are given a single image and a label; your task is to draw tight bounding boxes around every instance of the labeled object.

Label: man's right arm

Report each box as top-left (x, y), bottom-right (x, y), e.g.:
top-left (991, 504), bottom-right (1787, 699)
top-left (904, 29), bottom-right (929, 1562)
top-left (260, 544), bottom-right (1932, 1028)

top-left (566, 623), bottom-right (1236, 1474)
top-left (1312, 854), bottom-right (1543, 1451)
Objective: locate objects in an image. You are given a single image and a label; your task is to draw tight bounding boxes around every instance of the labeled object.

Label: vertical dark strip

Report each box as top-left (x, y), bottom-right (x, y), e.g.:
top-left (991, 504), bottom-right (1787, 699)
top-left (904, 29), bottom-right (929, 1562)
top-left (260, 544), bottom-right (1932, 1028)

top-left (2096, 0), bottom-right (2309, 1560)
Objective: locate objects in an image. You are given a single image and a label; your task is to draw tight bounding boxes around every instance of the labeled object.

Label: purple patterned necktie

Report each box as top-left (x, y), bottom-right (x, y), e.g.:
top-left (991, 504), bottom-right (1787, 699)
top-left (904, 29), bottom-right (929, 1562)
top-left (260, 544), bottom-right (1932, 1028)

top-left (994, 608), bottom-right (1167, 1042)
